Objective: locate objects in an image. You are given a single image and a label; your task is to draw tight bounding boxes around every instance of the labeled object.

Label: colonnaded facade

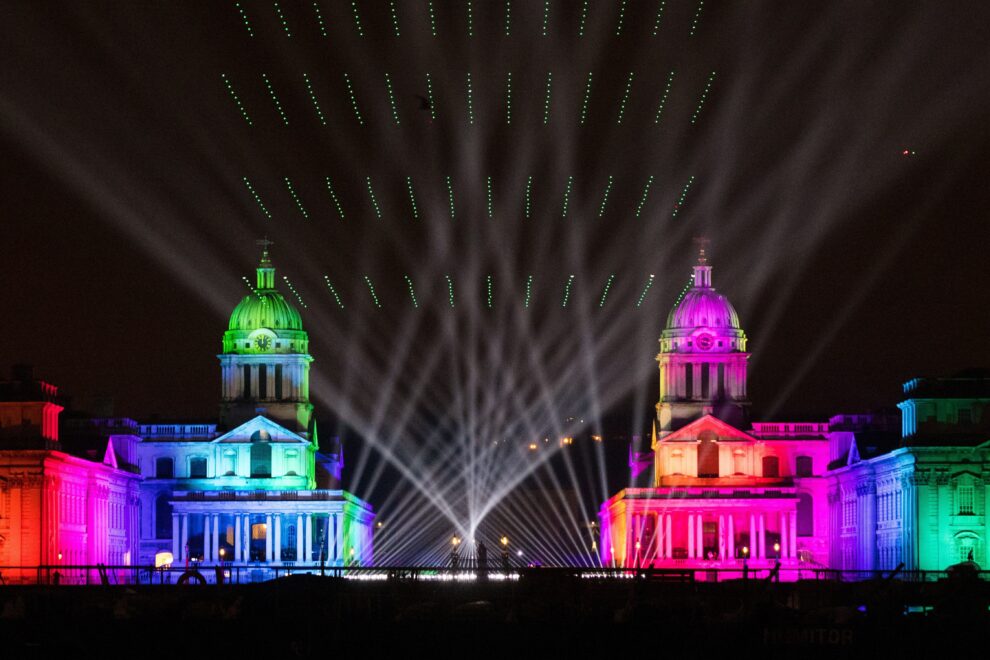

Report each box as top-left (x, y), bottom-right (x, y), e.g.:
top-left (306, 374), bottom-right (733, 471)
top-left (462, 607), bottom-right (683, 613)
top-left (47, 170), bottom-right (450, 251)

top-left (0, 246), bottom-right (373, 583)
top-left (599, 245), bottom-right (990, 575)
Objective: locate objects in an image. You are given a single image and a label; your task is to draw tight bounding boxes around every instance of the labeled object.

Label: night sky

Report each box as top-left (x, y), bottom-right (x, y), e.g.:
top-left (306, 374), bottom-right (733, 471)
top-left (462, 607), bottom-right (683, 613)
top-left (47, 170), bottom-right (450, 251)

top-left (2, 2), bottom-right (990, 557)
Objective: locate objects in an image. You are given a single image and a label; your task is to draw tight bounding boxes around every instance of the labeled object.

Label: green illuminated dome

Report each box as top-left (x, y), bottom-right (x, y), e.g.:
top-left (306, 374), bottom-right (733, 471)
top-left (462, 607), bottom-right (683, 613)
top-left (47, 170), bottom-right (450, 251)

top-left (222, 245), bottom-right (308, 355)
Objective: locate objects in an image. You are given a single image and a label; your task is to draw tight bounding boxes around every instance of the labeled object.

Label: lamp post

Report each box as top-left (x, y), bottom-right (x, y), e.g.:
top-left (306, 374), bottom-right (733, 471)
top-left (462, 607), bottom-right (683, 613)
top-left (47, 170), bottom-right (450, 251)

top-left (450, 536), bottom-right (461, 570)
top-left (500, 536), bottom-right (510, 572)
top-left (741, 546), bottom-right (749, 579)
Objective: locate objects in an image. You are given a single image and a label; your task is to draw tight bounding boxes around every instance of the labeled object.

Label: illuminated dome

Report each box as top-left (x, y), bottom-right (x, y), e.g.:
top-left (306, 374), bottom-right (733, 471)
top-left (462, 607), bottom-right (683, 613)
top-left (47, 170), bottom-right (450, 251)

top-left (660, 244), bottom-right (747, 353)
top-left (222, 244), bottom-right (308, 355)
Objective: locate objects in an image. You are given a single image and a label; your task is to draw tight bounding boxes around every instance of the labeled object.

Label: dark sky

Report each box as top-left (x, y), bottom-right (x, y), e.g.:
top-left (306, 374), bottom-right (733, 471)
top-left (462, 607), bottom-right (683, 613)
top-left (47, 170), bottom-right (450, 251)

top-left (1, 3), bottom-right (989, 548)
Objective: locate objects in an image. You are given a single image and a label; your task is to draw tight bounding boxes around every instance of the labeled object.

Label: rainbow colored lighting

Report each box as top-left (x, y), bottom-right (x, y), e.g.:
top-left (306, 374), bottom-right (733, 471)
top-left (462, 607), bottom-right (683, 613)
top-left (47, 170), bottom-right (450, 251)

top-left (284, 177), bottom-right (309, 219)
top-left (261, 73), bottom-right (289, 125)
top-left (273, 1), bottom-right (291, 37)
top-left (350, 1), bottom-right (364, 37)
top-left (323, 276), bottom-right (344, 309)
top-left (235, 2), bottom-right (254, 37)
top-left (312, 2), bottom-right (327, 37)
top-left (324, 176), bottom-right (345, 220)
top-left (599, 274), bottom-right (616, 307)
top-left (635, 175), bottom-right (655, 218)
top-left (242, 177), bottom-right (271, 219)
top-left (690, 72), bottom-right (716, 125)
top-left (221, 74), bottom-right (253, 125)
top-left (636, 274), bottom-right (656, 307)
top-left (344, 73), bottom-right (364, 125)
top-left (655, 71), bottom-right (675, 124)
top-left (364, 275), bottom-right (382, 308)
top-left (303, 73), bottom-right (327, 126)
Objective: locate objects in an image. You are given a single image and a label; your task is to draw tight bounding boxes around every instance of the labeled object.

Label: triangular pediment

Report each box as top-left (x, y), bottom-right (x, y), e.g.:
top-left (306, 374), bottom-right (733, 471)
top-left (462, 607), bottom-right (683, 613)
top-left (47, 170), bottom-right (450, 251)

top-left (659, 414), bottom-right (757, 443)
top-left (212, 415), bottom-right (310, 444)
top-left (102, 439), bottom-right (119, 468)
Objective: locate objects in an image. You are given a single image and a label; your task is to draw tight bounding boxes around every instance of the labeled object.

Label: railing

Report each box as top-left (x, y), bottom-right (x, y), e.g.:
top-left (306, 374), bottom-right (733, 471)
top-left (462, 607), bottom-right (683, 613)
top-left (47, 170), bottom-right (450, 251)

top-left (0, 563), bottom-right (985, 586)
top-left (140, 424), bottom-right (216, 437)
top-left (751, 422), bottom-right (829, 437)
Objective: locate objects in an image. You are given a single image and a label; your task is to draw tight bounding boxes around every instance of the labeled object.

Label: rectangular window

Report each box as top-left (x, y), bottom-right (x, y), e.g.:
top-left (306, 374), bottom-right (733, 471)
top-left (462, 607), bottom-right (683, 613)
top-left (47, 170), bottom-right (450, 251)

top-left (275, 364), bottom-right (283, 400)
top-left (958, 408), bottom-right (972, 425)
top-left (684, 363), bottom-right (693, 399)
top-left (701, 363), bottom-right (710, 399)
top-left (717, 364), bottom-right (725, 398)
top-left (258, 364), bottom-right (268, 399)
top-left (959, 486), bottom-right (975, 515)
top-left (242, 364), bottom-right (251, 398)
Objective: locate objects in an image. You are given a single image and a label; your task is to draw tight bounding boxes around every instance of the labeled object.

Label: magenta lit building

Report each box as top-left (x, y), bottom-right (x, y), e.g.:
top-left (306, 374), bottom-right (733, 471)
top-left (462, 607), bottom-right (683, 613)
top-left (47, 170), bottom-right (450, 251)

top-left (599, 248), bottom-right (830, 572)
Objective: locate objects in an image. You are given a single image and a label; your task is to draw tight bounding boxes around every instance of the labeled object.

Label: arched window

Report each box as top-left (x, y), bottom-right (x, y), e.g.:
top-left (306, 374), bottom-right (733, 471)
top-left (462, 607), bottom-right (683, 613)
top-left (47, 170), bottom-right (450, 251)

top-left (155, 457), bottom-right (174, 479)
top-left (797, 493), bottom-right (813, 536)
top-left (251, 431), bottom-right (272, 478)
top-left (189, 457), bottom-right (207, 478)
top-left (795, 456), bottom-right (813, 477)
top-left (155, 494), bottom-right (172, 539)
top-left (761, 456), bottom-right (779, 478)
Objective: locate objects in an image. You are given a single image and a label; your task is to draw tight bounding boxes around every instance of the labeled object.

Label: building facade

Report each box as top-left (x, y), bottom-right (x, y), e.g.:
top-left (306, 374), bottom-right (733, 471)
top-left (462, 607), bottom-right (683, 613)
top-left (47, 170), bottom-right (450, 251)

top-left (0, 367), bottom-right (141, 583)
top-left (600, 248), bottom-right (829, 573)
top-left (132, 246), bottom-right (374, 572)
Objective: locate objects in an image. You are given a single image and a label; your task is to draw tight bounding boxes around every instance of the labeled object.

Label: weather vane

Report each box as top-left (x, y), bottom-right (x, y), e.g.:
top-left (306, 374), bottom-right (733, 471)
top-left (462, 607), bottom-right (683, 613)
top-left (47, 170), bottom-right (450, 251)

top-left (693, 236), bottom-right (710, 264)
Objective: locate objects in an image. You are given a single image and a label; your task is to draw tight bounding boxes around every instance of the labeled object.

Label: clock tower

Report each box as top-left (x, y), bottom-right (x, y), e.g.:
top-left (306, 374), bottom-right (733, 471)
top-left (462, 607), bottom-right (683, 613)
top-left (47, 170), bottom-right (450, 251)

top-left (656, 244), bottom-right (750, 435)
top-left (218, 243), bottom-right (315, 438)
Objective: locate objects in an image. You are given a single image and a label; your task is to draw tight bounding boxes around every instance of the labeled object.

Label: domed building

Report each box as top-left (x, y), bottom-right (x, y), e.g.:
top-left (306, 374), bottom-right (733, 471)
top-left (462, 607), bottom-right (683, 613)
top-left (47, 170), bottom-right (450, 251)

top-left (599, 245), bottom-right (829, 575)
top-left (132, 245), bottom-right (374, 575)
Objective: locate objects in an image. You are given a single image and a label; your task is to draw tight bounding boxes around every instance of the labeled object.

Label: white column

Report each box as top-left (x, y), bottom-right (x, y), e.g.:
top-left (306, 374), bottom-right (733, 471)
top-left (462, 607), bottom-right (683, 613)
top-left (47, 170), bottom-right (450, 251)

top-left (656, 514), bottom-right (664, 560)
top-left (790, 510), bottom-right (798, 559)
top-left (696, 514), bottom-right (703, 559)
top-left (265, 514), bottom-right (273, 563)
top-left (243, 515), bottom-right (251, 562)
top-left (234, 514), bottom-right (241, 562)
top-left (335, 513), bottom-right (344, 563)
top-left (718, 515), bottom-right (725, 560)
top-left (172, 514), bottom-right (180, 559)
top-left (748, 513), bottom-right (755, 558)
top-left (203, 515), bottom-right (212, 562)
top-left (181, 514), bottom-right (189, 562)
top-left (274, 515), bottom-right (282, 563)
top-left (780, 511), bottom-right (791, 557)
top-left (212, 515), bottom-right (220, 561)
top-left (304, 514), bottom-right (313, 563)
top-left (687, 513), bottom-right (695, 559)
top-left (296, 514), bottom-right (304, 561)
top-left (728, 515), bottom-right (735, 560)
top-left (665, 515), bottom-right (672, 559)
top-left (758, 513), bottom-right (766, 559)
top-left (267, 365), bottom-right (275, 400)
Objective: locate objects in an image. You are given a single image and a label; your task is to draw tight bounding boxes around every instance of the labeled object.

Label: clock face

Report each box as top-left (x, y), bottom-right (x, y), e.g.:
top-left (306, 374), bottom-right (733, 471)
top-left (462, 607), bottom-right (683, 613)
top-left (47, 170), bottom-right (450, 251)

top-left (695, 333), bottom-right (714, 350)
top-left (254, 335), bottom-right (272, 351)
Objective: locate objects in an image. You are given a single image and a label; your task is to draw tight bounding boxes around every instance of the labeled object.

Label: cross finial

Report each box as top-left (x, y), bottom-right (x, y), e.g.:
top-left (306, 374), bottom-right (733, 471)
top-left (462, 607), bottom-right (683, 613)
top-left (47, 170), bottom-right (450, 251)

top-left (256, 236), bottom-right (274, 264)
top-left (693, 236), bottom-right (710, 265)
